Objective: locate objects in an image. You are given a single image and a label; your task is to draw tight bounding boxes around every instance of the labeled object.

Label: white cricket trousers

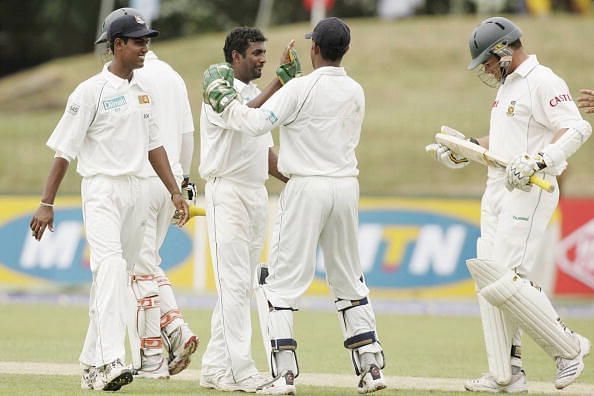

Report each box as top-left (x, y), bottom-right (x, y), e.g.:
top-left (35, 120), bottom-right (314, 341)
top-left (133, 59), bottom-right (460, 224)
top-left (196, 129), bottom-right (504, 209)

top-left (126, 176), bottom-right (180, 368)
top-left (479, 176), bottom-right (559, 274)
top-left (201, 178), bottom-right (268, 382)
top-left (263, 176), bottom-right (369, 309)
top-left (79, 175), bottom-right (148, 367)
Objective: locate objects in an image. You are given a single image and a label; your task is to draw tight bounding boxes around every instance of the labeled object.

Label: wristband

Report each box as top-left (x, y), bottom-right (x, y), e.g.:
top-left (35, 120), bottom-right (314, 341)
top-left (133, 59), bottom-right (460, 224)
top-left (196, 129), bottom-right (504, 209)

top-left (40, 202), bottom-right (54, 208)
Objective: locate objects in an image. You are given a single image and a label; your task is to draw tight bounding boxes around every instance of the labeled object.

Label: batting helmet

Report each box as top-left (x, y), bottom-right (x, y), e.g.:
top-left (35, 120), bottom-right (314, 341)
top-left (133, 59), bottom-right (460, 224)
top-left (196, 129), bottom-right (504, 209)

top-left (467, 17), bottom-right (522, 70)
top-left (95, 8), bottom-right (144, 44)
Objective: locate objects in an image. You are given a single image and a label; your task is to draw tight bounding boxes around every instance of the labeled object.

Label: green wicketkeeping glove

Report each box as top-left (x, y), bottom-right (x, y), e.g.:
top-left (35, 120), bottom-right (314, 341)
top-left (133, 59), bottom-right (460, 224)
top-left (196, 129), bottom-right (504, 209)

top-left (276, 48), bottom-right (301, 85)
top-left (202, 63), bottom-right (238, 113)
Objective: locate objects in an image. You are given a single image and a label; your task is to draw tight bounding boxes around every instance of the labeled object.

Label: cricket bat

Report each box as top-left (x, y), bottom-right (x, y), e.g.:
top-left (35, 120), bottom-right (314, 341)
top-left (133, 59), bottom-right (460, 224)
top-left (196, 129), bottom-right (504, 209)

top-left (173, 205), bottom-right (206, 222)
top-left (436, 126), bottom-right (555, 193)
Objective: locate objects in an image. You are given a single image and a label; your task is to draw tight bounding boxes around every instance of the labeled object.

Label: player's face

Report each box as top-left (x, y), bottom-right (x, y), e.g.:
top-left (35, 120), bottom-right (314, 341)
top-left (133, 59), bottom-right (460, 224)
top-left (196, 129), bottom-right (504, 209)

top-left (117, 37), bottom-right (150, 69)
top-left (240, 41), bottom-right (267, 81)
top-left (482, 55), bottom-right (502, 81)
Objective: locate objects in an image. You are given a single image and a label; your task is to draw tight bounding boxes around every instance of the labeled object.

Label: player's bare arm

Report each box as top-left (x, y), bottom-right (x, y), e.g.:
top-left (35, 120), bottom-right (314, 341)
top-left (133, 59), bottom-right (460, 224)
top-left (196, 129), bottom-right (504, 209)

top-left (268, 148), bottom-right (289, 183)
top-left (247, 40), bottom-right (299, 109)
top-left (148, 146), bottom-right (189, 226)
top-left (30, 157), bottom-right (69, 241)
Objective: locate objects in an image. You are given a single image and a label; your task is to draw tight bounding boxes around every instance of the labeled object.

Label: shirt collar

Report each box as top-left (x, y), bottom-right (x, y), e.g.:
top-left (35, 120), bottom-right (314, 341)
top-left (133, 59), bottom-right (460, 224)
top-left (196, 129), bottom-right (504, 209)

top-left (101, 62), bottom-right (148, 90)
top-left (510, 55), bottom-right (538, 79)
top-left (233, 78), bottom-right (257, 94)
top-left (311, 66), bottom-right (347, 77)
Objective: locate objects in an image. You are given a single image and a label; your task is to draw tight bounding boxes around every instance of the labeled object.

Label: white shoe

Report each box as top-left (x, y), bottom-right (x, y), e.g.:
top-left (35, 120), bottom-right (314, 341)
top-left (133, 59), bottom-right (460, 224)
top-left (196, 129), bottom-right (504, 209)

top-left (256, 370), bottom-right (296, 395)
top-left (464, 371), bottom-right (527, 393)
top-left (97, 359), bottom-right (133, 391)
top-left (555, 333), bottom-right (591, 389)
top-left (135, 356), bottom-right (170, 380)
top-left (81, 368), bottom-right (93, 390)
top-left (165, 323), bottom-right (199, 375)
top-left (358, 364), bottom-right (386, 394)
top-left (199, 372), bottom-right (268, 393)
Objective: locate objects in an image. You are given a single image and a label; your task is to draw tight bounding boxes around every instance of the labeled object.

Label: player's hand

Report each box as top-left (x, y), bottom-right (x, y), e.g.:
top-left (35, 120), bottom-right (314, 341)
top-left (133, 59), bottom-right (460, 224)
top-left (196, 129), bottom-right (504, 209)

top-left (29, 205), bottom-right (55, 241)
top-left (505, 153), bottom-right (541, 192)
top-left (276, 41), bottom-right (301, 85)
top-left (203, 63), bottom-right (238, 113)
top-left (577, 89), bottom-right (594, 114)
top-left (171, 193), bottom-right (189, 226)
top-left (425, 143), bottom-right (469, 169)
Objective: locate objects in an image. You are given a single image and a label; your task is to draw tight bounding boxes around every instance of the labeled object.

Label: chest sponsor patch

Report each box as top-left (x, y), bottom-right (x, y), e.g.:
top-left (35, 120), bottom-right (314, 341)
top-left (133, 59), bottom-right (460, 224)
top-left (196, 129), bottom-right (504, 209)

top-left (102, 95), bottom-right (127, 110)
top-left (138, 94), bottom-right (150, 104)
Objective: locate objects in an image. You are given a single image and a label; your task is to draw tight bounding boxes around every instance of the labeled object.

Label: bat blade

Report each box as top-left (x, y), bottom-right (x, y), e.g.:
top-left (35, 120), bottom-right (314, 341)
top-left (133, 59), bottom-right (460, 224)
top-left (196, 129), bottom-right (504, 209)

top-left (435, 127), bottom-right (555, 193)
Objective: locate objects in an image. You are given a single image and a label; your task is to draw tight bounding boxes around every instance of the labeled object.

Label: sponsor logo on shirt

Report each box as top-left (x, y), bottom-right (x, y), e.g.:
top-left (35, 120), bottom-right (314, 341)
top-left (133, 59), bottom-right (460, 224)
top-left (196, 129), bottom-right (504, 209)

top-left (138, 94), bottom-right (150, 104)
top-left (506, 100), bottom-right (516, 117)
top-left (67, 103), bottom-right (80, 115)
top-left (263, 109), bottom-right (278, 124)
top-left (102, 95), bottom-right (127, 110)
top-left (549, 94), bottom-right (573, 107)
top-left (492, 100), bottom-right (499, 108)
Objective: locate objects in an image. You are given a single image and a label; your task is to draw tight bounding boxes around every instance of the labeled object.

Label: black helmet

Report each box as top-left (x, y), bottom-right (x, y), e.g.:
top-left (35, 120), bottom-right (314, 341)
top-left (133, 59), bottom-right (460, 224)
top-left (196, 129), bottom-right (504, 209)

top-left (95, 8), bottom-right (144, 44)
top-left (467, 17), bottom-right (522, 70)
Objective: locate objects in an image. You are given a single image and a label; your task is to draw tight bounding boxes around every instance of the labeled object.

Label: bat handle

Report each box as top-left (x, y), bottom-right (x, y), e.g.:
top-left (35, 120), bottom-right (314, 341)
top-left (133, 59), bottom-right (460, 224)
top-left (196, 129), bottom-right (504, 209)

top-left (529, 175), bottom-right (555, 193)
top-left (172, 205), bottom-right (206, 223)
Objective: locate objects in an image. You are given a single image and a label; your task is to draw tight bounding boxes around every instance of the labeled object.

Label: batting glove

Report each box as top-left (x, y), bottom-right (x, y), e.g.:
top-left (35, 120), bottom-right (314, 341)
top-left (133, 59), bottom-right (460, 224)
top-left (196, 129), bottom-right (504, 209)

top-left (203, 63), bottom-right (238, 113)
top-left (425, 143), bottom-right (469, 169)
top-left (505, 153), bottom-right (547, 192)
top-left (276, 48), bottom-right (301, 85)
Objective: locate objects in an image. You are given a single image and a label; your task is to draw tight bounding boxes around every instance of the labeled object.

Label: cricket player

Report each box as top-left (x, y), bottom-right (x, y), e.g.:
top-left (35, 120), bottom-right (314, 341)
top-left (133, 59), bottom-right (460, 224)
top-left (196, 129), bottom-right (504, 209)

top-left (202, 17), bottom-right (386, 395)
top-left (427, 16), bottom-right (591, 392)
top-left (198, 27), bottom-right (296, 393)
top-left (96, 8), bottom-right (198, 379)
top-left (29, 14), bottom-right (189, 391)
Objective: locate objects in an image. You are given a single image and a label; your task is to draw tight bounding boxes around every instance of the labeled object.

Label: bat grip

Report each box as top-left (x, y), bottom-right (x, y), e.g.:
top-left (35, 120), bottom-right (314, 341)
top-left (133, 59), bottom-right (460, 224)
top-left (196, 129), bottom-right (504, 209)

top-left (529, 175), bottom-right (555, 193)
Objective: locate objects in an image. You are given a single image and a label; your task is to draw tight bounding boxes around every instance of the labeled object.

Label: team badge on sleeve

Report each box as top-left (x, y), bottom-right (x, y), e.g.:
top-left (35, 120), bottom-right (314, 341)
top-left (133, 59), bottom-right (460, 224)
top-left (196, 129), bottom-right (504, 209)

top-left (67, 103), bottom-right (80, 115)
top-left (138, 94), bottom-right (151, 104)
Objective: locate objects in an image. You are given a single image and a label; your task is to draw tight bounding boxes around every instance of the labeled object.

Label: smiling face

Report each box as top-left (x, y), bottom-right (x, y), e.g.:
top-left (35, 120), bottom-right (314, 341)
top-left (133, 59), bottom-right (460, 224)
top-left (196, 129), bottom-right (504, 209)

top-left (233, 41), bottom-right (267, 84)
top-left (115, 36), bottom-right (150, 70)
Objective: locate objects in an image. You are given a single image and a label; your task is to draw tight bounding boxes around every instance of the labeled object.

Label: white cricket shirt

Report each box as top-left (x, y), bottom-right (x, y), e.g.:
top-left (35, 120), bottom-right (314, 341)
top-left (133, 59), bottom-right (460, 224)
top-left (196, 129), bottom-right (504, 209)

top-left (47, 63), bottom-right (161, 177)
top-left (137, 51), bottom-right (194, 178)
top-left (199, 78), bottom-right (273, 186)
top-left (488, 55), bottom-right (584, 178)
top-left (221, 66), bottom-right (365, 178)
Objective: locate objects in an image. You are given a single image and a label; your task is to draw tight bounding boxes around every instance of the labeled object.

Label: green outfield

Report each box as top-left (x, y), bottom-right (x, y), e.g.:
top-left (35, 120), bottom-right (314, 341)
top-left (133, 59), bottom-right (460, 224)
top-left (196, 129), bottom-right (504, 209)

top-left (1, 15), bottom-right (593, 197)
top-left (0, 302), bottom-right (593, 394)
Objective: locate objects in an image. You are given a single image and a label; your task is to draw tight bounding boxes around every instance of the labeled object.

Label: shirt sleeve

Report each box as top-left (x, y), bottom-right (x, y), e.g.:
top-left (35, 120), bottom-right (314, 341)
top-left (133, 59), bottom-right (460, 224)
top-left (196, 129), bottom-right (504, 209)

top-left (220, 81), bottom-right (300, 136)
top-left (532, 74), bottom-right (583, 132)
top-left (46, 84), bottom-right (95, 159)
top-left (179, 78), bottom-right (195, 135)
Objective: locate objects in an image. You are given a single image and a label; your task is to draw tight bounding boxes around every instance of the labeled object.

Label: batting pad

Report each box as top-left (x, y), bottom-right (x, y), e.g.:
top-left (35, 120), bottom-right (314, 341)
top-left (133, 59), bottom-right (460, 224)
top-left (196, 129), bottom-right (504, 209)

top-left (255, 286), bottom-right (273, 373)
top-left (470, 259), bottom-right (580, 359)
top-left (477, 295), bottom-right (517, 385)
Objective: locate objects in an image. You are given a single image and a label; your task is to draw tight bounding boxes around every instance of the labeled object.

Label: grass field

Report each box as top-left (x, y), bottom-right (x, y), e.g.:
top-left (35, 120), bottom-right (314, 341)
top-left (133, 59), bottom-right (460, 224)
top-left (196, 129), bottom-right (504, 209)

top-left (1, 15), bottom-right (593, 197)
top-left (0, 302), bottom-right (593, 394)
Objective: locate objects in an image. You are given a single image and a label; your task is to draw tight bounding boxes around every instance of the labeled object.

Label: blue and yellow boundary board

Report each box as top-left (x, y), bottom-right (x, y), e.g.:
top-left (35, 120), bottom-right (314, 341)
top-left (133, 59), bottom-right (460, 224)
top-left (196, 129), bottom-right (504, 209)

top-left (0, 196), bottom-right (481, 297)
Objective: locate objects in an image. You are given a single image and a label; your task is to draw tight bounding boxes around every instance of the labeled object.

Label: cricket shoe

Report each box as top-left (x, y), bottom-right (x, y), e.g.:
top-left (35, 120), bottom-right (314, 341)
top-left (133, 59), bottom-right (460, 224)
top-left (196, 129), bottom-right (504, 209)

top-left (200, 372), bottom-right (268, 392)
top-left (464, 370), bottom-right (527, 393)
top-left (555, 333), bottom-right (591, 389)
top-left (256, 370), bottom-right (296, 395)
top-left (134, 356), bottom-right (170, 380)
top-left (81, 367), bottom-right (104, 391)
top-left (358, 364), bottom-right (386, 394)
top-left (165, 322), bottom-right (199, 375)
top-left (97, 359), bottom-right (133, 391)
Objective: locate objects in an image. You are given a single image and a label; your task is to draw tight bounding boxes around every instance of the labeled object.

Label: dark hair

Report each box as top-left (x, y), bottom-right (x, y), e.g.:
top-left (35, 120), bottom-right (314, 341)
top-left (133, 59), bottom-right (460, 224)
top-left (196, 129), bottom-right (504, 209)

top-left (510, 39), bottom-right (522, 49)
top-left (109, 36), bottom-right (129, 53)
top-left (223, 27), bottom-right (267, 63)
top-left (317, 42), bottom-right (348, 62)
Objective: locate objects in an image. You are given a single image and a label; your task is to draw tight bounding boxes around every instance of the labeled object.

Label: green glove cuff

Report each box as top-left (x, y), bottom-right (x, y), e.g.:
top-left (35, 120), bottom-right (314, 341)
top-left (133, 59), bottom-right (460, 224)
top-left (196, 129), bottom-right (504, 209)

top-left (276, 48), bottom-right (301, 85)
